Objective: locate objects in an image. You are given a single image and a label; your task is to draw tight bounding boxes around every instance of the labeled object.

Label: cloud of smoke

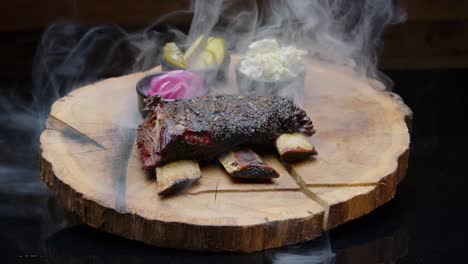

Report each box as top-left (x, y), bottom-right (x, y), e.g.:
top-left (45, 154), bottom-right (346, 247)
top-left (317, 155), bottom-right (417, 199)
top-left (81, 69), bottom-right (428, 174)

top-left (0, 0), bottom-right (403, 256)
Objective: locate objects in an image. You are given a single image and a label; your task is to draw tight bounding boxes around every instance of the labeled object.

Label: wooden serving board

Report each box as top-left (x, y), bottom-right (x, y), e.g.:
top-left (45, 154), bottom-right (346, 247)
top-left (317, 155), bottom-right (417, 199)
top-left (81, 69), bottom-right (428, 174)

top-left (40, 56), bottom-right (411, 252)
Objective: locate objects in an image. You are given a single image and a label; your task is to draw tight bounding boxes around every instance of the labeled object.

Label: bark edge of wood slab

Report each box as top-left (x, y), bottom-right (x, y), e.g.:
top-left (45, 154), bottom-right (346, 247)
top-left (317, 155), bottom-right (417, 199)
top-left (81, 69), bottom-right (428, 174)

top-left (39, 57), bottom-right (411, 252)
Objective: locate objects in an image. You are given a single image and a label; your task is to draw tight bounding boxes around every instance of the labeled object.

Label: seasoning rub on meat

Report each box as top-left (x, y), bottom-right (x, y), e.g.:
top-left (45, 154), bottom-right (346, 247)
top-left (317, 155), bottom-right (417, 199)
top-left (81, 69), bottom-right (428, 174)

top-left (137, 95), bottom-right (317, 195)
top-left (137, 95), bottom-right (314, 170)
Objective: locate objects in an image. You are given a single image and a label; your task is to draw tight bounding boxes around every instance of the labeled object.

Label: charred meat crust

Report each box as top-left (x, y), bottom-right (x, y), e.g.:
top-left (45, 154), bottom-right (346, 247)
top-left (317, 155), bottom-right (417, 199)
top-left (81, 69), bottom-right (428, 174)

top-left (219, 149), bottom-right (279, 179)
top-left (137, 95), bottom-right (314, 170)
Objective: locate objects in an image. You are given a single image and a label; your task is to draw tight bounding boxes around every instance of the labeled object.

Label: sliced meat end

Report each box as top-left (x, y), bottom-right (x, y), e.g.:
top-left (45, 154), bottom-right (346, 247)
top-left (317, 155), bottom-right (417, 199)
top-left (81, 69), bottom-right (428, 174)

top-left (275, 133), bottom-right (318, 162)
top-left (156, 160), bottom-right (201, 195)
top-left (219, 149), bottom-right (279, 179)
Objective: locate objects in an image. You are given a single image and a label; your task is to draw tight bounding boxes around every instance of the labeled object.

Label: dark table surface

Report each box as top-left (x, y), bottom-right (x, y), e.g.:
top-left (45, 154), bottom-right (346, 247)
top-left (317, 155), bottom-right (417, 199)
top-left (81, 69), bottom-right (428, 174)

top-left (1, 29), bottom-right (468, 263)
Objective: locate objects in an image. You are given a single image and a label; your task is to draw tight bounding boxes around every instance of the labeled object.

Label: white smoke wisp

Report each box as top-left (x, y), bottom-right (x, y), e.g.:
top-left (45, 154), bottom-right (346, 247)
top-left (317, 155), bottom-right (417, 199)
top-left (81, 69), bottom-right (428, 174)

top-left (183, 0), bottom-right (404, 103)
top-left (257, 0), bottom-right (405, 81)
top-left (0, 0), bottom-right (404, 191)
top-left (0, 0), bottom-right (403, 255)
top-left (188, 0), bottom-right (258, 51)
top-left (0, 11), bottom-right (192, 253)
top-left (187, 0), bottom-right (404, 78)
top-left (187, 0), bottom-right (224, 44)
top-left (0, 10), bottom-right (191, 195)
top-left (268, 232), bottom-right (336, 264)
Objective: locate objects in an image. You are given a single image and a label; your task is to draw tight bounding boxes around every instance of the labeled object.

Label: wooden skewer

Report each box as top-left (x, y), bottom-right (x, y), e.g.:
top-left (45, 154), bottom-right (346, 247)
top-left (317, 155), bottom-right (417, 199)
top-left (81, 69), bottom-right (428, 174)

top-left (156, 160), bottom-right (201, 195)
top-left (275, 133), bottom-right (318, 162)
top-left (219, 148), bottom-right (279, 179)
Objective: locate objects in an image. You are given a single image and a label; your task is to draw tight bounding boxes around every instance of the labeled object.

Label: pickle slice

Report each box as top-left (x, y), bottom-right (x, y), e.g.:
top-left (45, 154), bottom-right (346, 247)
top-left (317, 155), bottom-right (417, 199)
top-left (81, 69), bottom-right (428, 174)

top-left (163, 42), bottom-right (187, 68)
top-left (192, 50), bottom-right (216, 69)
top-left (183, 35), bottom-right (207, 64)
top-left (206, 37), bottom-right (226, 65)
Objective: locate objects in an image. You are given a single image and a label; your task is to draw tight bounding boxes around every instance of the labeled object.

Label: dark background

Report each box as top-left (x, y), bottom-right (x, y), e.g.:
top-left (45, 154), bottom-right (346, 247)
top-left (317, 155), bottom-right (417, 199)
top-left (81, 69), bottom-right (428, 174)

top-left (1, 0), bottom-right (468, 263)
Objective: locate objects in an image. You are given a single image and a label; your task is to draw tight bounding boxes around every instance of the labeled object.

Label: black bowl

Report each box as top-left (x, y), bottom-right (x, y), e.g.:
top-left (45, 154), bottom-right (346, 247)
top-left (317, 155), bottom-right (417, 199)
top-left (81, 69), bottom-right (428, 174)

top-left (235, 62), bottom-right (305, 97)
top-left (136, 72), bottom-right (176, 117)
top-left (161, 53), bottom-right (231, 86)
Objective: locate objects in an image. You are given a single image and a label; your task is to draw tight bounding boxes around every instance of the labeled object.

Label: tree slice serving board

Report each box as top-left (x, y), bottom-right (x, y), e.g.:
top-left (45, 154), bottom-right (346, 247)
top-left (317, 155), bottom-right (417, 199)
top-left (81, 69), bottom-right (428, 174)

top-left (40, 56), bottom-right (412, 252)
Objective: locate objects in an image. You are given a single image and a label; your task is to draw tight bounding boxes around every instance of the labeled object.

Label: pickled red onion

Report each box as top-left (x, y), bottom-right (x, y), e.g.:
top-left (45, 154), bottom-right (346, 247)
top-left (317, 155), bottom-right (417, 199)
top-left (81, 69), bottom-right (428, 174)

top-left (146, 70), bottom-right (205, 99)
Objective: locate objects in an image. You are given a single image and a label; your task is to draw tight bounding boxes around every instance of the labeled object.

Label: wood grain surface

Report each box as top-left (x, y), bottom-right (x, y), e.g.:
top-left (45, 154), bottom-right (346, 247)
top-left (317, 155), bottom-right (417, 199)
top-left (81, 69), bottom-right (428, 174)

top-left (40, 56), bottom-right (411, 252)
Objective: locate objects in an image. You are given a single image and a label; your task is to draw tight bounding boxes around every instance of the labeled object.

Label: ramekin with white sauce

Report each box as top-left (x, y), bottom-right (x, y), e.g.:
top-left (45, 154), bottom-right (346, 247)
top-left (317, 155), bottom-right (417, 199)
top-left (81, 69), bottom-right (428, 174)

top-left (236, 39), bottom-right (307, 97)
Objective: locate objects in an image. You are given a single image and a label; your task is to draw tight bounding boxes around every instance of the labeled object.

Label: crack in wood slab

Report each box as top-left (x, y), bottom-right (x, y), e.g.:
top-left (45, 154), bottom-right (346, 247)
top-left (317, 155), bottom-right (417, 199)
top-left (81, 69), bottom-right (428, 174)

top-left (305, 182), bottom-right (378, 187)
top-left (189, 187), bottom-right (302, 195)
top-left (284, 164), bottom-right (331, 229)
top-left (188, 180), bottom-right (379, 195)
top-left (187, 160), bottom-right (382, 230)
top-left (47, 115), bottom-right (107, 150)
top-left (287, 159), bottom-right (409, 225)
